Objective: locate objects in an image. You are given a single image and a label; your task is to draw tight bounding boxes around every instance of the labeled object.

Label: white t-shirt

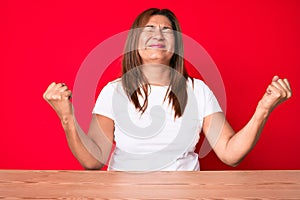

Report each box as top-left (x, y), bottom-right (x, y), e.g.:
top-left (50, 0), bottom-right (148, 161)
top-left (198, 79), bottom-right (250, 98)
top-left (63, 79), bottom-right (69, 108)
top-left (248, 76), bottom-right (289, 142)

top-left (92, 78), bottom-right (222, 171)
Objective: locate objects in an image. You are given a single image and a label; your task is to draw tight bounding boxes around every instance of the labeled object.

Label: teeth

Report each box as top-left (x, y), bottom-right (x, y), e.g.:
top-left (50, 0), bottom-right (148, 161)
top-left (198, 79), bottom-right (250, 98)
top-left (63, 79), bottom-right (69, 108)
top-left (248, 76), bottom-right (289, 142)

top-left (150, 45), bottom-right (165, 48)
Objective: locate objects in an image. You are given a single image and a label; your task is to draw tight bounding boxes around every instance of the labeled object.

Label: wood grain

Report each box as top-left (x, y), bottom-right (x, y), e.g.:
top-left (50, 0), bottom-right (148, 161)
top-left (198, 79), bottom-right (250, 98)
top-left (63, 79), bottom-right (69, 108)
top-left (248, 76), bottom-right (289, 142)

top-left (0, 170), bottom-right (299, 199)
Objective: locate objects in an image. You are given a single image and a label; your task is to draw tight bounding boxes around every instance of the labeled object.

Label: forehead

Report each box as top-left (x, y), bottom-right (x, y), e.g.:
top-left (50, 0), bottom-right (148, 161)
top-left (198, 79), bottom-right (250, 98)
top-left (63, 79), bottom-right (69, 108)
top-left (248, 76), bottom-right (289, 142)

top-left (145, 15), bottom-right (172, 27)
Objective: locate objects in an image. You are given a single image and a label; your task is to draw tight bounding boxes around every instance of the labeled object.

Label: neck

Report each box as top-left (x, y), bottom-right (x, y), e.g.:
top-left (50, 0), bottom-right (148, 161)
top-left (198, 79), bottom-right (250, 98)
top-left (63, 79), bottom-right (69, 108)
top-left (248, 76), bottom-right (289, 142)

top-left (141, 63), bottom-right (170, 86)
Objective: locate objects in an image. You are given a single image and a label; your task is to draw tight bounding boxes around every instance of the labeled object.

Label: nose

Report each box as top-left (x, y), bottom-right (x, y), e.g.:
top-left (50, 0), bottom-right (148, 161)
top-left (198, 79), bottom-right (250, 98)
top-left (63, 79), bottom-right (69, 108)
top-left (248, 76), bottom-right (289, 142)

top-left (152, 27), bottom-right (164, 40)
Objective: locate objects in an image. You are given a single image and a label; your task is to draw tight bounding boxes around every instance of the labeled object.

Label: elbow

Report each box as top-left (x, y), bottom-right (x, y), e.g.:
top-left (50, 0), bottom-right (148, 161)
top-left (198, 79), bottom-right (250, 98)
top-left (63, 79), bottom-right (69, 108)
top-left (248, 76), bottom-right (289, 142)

top-left (220, 155), bottom-right (242, 167)
top-left (83, 165), bottom-right (103, 170)
top-left (226, 161), bottom-right (240, 167)
top-left (82, 161), bottom-right (104, 170)
top-left (79, 151), bottom-right (110, 170)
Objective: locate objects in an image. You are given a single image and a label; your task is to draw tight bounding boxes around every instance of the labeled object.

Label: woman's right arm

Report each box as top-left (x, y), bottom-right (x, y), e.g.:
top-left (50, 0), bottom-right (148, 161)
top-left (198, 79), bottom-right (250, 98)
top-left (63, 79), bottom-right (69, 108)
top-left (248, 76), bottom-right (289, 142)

top-left (43, 82), bottom-right (114, 170)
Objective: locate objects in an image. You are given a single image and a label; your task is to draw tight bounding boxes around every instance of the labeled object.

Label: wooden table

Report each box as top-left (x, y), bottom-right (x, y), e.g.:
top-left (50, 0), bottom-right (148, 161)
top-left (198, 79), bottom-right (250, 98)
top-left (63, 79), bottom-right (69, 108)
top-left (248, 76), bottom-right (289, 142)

top-left (0, 170), bottom-right (299, 199)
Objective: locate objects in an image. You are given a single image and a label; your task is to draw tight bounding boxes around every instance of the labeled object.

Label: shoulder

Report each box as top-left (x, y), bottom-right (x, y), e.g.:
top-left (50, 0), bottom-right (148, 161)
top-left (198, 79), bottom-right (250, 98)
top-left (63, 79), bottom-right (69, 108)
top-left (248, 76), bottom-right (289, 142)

top-left (187, 77), bottom-right (210, 90)
top-left (101, 78), bottom-right (122, 91)
top-left (105, 78), bottom-right (122, 87)
top-left (97, 78), bottom-right (122, 97)
top-left (187, 77), bottom-right (216, 101)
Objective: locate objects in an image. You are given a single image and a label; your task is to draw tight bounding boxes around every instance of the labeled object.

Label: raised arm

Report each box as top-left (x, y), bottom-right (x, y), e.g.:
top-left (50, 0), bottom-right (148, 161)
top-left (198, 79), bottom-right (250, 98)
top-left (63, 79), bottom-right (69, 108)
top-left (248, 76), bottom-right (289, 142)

top-left (202, 76), bottom-right (292, 166)
top-left (43, 82), bottom-right (114, 170)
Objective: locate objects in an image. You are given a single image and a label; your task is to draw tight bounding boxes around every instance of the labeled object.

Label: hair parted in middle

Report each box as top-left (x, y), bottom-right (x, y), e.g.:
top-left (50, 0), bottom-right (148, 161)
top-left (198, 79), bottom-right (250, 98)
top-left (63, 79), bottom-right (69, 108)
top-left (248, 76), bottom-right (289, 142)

top-left (122, 8), bottom-right (191, 118)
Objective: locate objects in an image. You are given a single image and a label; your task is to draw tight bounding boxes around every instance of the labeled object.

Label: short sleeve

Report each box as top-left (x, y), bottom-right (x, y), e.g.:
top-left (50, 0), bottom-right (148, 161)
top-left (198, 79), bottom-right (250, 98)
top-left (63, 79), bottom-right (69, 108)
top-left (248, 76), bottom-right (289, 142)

top-left (92, 83), bottom-right (115, 120)
top-left (191, 79), bottom-right (222, 118)
top-left (202, 82), bottom-right (222, 117)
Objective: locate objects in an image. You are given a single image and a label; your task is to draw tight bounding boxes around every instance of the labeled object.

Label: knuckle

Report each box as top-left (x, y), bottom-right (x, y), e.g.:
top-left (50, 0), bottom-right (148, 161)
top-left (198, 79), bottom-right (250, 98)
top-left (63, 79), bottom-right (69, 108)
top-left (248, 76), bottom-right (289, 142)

top-left (282, 92), bottom-right (287, 98)
top-left (45, 94), bottom-right (52, 100)
top-left (274, 92), bottom-right (281, 98)
top-left (53, 94), bottom-right (60, 100)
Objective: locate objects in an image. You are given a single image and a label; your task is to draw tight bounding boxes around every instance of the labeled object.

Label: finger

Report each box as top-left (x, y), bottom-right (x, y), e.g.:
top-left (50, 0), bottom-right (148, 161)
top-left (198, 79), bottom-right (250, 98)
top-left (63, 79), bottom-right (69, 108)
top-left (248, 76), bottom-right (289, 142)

top-left (283, 79), bottom-right (292, 98)
top-left (53, 83), bottom-right (66, 90)
top-left (272, 75), bottom-right (279, 82)
top-left (283, 78), bottom-right (291, 90)
top-left (271, 81), bottom-right (285, 92)
top-left (62, 90), bottom-right (72, 100)
top-left (44, 82), bottom-right (56, 94)
top-left (43, 82), bottom-right (57, 100)
top-left (271, 80), bottom-right (291, 99)
top-left (266, 84), bottom-right (281, 97)
top-left (273, 81), bottom-right (288, 98)
top-left (68, 90), bottom-right (72, 99)
top-left (276, 79), bottom-right (290, 92)
top-left (266, 84), bottom-right (275, 95)
top-left (59, 85), bottom-right (69, 92)
top-left (47, 82), bottom-right (57, 90)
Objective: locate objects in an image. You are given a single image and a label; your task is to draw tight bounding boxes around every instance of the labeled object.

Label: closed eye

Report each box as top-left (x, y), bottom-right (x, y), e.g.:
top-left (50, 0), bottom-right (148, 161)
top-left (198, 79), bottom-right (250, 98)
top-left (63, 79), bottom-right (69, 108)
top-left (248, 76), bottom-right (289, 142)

top-left (162, 26), bottom-right (172, 30)
top-left (143, 25), bottom-right (173, 34)
top-left (145, 25), bottom-right (155, 28)
top-left (143, 25), bottom-right (155, 32)
top-left (161, 26), bottom-right (173, 33)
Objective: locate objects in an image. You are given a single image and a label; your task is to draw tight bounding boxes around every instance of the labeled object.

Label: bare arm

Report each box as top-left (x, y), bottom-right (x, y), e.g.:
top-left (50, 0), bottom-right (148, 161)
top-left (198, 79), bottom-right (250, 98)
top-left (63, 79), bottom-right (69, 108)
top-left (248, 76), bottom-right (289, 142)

top-left (43, 82), bottom-right (114, 170)
top-left (202, 76), bottom-right (292, 166)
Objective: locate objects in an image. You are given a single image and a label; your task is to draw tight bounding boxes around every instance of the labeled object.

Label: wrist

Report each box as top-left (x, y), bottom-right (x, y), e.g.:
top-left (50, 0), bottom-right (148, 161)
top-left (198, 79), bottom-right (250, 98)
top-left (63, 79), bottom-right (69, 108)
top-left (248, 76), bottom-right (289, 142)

top-left (60, 114), bottom-right (74, 126)
top-left (256, 101), bottom-right (271, 119)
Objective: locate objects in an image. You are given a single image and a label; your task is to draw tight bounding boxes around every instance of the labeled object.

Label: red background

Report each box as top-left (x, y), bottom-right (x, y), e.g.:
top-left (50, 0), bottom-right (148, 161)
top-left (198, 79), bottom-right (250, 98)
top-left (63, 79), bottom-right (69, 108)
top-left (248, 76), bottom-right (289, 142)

top-left (1, 0), bottom-right (299, 170)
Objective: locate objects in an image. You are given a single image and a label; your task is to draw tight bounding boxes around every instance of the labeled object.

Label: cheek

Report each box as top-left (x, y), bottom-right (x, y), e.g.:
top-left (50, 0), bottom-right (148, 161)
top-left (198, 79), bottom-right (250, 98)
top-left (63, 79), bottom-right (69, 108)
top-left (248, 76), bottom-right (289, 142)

top-left (138, 39), bottom-right (147, 59)
top-left (138, 34), bottom-right (148, 49)
top-left (167, 38), bottom-right (175, 51)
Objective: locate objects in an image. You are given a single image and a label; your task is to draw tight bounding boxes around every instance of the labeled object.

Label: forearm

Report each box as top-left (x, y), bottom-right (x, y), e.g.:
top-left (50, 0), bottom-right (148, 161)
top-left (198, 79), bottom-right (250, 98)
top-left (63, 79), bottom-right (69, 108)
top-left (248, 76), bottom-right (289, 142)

top-left (225, 103), bottom-right (269, 166)
top-left (205, 76), bottom-right (291, 167)
top-left (61, 115), bottom-right (106, 170)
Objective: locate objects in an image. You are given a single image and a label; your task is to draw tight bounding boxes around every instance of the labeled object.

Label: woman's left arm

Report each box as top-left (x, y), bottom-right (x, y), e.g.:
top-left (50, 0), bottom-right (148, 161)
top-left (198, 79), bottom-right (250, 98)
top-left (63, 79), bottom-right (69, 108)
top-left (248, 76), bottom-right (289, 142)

top-left (202, 76), bottom-right (292, 167)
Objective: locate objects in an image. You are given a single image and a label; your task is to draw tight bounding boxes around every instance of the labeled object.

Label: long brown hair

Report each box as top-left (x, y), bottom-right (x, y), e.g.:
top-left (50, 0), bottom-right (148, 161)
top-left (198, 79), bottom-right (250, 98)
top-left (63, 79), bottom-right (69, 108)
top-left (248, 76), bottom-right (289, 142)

top-left (122, 8), bottom-right (190, 118)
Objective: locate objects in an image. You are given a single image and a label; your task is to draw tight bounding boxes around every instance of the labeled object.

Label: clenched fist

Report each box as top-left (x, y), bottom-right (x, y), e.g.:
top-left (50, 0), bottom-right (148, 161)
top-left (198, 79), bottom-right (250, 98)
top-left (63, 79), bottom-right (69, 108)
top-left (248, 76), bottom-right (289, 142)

top-left (259, 76), bottom-right (292, 113)
top-left (43, 82), bottom-right (73, 120)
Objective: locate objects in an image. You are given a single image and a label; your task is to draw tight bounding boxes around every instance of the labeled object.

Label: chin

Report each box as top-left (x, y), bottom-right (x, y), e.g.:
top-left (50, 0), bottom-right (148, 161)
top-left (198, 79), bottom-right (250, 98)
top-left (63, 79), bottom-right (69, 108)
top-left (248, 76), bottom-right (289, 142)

top-left (139, 50), bottom-right (173, 64)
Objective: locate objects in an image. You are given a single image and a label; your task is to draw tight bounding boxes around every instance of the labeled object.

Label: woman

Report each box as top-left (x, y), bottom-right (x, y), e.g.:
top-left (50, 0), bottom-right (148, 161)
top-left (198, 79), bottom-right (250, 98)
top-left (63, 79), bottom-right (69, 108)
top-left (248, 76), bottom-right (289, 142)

top-left (43, 8), bottom-right (292, 171)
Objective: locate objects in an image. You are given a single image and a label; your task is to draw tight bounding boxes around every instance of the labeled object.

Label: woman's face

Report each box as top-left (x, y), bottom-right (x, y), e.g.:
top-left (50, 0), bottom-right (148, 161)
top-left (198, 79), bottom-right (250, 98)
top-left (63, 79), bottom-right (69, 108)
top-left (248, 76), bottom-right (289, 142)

top-left (138, 15), bottom-right (175, 65)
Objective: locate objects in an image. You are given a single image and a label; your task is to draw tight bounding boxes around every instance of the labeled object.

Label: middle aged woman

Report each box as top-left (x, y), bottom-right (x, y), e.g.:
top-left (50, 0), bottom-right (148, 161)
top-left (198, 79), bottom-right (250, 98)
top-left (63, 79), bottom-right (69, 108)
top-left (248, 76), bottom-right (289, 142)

top-left (43, 8), bottom-right (292, 171)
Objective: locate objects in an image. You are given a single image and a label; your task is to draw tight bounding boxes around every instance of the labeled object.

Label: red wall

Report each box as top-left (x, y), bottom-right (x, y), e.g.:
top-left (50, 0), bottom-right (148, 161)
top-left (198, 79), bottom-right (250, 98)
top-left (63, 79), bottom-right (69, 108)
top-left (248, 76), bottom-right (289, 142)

top-left (1, 0), bottom-right (299, 170)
